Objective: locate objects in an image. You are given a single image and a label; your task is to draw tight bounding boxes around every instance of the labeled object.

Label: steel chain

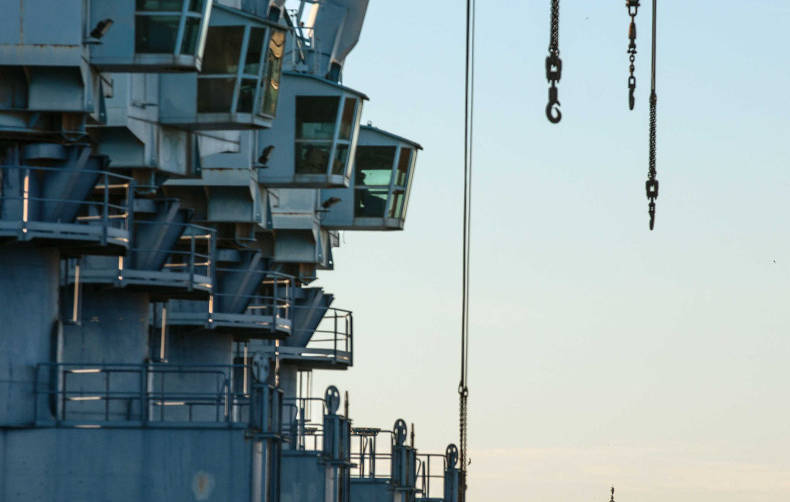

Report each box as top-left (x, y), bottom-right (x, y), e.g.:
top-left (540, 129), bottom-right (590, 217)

top-left (545, 0), bottom-right (562, 123)
top-left (627, 0), bottom-right (640, 110)
top-left (646, 91), bottom-right (658, 229)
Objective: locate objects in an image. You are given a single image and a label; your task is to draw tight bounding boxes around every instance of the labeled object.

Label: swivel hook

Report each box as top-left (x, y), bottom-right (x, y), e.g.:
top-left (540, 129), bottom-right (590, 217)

top-left (545, 54), bottom-right (562, 124)
top-left (546, 86), bottom-right (561, 124)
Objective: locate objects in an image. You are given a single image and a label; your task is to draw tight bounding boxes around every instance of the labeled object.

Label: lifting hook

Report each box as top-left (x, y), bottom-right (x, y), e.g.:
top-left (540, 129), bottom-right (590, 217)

top-left (545, 54), bottom-right (562, 124)
top-left (546, 88), bottom-right (561, 124)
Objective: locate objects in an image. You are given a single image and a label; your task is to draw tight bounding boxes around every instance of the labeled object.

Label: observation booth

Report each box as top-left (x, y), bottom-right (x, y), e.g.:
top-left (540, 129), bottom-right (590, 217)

top-left (89, 0), bottom-right (214, 72)
top-left (158, 3), bottom-right (287, 130)
top-left (256, 72), bottom-right (366, 188)
top-left (320, 125), bottom-right (420, 231)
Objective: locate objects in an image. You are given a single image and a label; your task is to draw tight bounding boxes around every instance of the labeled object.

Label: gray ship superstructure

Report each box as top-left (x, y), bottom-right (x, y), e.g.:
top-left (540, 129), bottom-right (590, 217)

top-left (0, 1), bottom-right (460, 501)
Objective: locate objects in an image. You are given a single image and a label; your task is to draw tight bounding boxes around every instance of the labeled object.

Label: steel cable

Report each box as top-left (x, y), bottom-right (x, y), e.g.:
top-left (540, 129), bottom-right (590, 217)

top-left (459, 0), bottom-right (475, 497)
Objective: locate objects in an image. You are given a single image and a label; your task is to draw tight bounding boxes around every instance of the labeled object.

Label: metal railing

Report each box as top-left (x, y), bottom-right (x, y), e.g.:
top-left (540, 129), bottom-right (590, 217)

top-left (272, 307), bottom-right (352, 365)
top-left (0, 165), bottom-right (133, 247)
top-left (72, 221), bottom-right (216, 293)
top-left (415, 453), bottom-right (448, 501)
top-left (165, 269), bottom-right (294, 333)
top-left (350, 428), bottom-right (396, 481)
top-left (34, 362), bottom-right (256, 427)
top-left (283, 396), bottom-right (327, 451)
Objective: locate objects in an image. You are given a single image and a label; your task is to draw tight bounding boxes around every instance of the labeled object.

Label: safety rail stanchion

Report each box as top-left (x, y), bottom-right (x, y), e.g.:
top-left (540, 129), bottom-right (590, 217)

top-left (188, 233), bottom-right (196, 291)
top-left (101, 172), bottom-right (109, 245)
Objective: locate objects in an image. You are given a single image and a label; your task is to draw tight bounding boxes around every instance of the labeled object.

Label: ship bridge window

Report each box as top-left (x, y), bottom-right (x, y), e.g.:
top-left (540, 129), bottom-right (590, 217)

top-left (135, 0), bottom-right (208, 56)
top-left (295, 96), bottom-right (359, 177)
top-left (354, 146), bottom-right (414, 219)
top-left (196, 24), bottom-right (282, 118)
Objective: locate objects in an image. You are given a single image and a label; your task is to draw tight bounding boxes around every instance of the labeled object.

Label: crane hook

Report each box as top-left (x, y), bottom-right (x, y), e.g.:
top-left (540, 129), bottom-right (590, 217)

top-left (546, 99), bottom-right (562, 123)
top-left (546, 83), bottom-right (561, 123)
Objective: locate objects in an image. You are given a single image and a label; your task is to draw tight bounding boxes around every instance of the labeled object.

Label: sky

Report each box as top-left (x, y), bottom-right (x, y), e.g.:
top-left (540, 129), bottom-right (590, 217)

top-left (303, 1), bottom-right (790, 501)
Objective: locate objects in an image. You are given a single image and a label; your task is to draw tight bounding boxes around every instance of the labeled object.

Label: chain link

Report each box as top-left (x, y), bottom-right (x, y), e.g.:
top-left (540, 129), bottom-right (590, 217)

top-left (646, 90), bottom-right (658, 230)
top-left (627, 0), bottom-right (640, 110)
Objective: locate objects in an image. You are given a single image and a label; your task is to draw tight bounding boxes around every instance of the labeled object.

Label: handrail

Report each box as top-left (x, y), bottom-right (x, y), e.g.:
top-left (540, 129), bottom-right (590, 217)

top-left (415, 453), bottom-right (448, 499)
top-left (33, 362), bottom-right (260, 426)
top-left (0, 165), bottom-right (134, 245)
top-left (74, 221), bottom-right (217, 290)
top-left (262, 307), bottom-right (353, 365)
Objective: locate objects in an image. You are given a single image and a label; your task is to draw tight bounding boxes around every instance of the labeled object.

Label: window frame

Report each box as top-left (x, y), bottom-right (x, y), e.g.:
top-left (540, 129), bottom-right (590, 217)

top-left (134, 0), bottom-right (213, 59)
top-left (294, 94), bottom-right (360, 179)
top-left (197, 23), bottom-right (272, 118)
top-left (353, 144), bottom-right (414, 221)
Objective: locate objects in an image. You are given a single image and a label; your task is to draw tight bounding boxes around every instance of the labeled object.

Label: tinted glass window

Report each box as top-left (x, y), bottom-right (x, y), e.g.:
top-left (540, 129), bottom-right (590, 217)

top-left (338, 98), bottom-right (357, 140)
top-left (355, 146), bottom-right (395, 186)
top-left (332, 145), bottom-right (349, 175)
top-left (202, 26), bottom-right (244, 74)
top-left (137, 0), bottom-right (183, 11)
top-left (295, 97), bottom-right (339, 140)
top-left (237, 79), bottom-right (258, 113)
top-left (295, 143), bottom-right (330, 174)
top-left (395, 148), bottom-right (412, 186)
top-left (355, 189), bottom-right (388, 218)
top-left (181, 17), bottom-right (201, 55)
top-left (197, 78), bottom-right (235, 113)
top-left (244, 28), bottom-right (266, 75)
top-left (136, 15), bottom-right (179, 53)
top-left (389, 190), bottom-right (405, 218)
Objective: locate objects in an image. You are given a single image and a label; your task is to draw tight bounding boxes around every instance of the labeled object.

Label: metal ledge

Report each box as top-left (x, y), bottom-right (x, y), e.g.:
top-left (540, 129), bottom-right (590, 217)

top-left (76, 268), bottom-right (213, 300)
top-left (0, 221), bottom-right (129, 252)
top-left (263, 346), bottom-right (352, 371)
top-left (167, 311), bottom-right (292, 338)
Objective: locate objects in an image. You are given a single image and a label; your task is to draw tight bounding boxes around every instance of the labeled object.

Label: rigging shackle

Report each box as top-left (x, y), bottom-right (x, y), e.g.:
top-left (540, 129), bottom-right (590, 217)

top-left (545, 55), bottom-right (562, 123)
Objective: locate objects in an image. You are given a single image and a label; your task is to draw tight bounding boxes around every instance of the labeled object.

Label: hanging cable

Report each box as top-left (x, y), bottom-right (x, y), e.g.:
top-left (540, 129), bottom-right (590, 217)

top-left (626, 0), bottom-right (640, 110)
top-left (545, 0), bottom-right (562, 123)
top-left (459, 0), bottom-right (475, 498)
top-left (646, 0), bottom-right (658, 230)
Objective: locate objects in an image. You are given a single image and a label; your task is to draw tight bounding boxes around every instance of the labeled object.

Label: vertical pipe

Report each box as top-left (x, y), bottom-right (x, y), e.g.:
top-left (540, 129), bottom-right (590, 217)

top-left (188, 233), bottom-right (195, 291)
top-left (102, 172), bottom-right (109, 245)
top-left (72, 261), bottom-right (80, 323)
top-left (243, 343), bottom-right (249, 395)
top-left (159, 305), bottom-right (168, 361)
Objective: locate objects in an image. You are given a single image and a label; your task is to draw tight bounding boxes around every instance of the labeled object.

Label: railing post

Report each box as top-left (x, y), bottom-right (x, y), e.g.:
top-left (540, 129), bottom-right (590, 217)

top-left (271, 276), bottom-right (278, 334)
top-left (141, 364), bottom-right (148, 424)
top-left (188, 231), bottom-right (195, 291)
top-left (333, 310), bottom-right (338, 361)
top-left (33, 364), bottom-right (39, 424)
top-left (126, 178), bottom-right (135, 249)
top-left (62, 368), bottom-right (68, 422)
top-left (105, 370), bottom-right (110, 421)
top-left (101, 172), bottom-right (109, 245)
top-left (20, 168), bottom-right (29, 237)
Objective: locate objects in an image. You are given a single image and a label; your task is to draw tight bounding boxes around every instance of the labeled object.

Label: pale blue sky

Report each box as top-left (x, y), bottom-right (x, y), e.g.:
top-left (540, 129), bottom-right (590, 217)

top-left (312, 1), bottom-right (790, 500)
